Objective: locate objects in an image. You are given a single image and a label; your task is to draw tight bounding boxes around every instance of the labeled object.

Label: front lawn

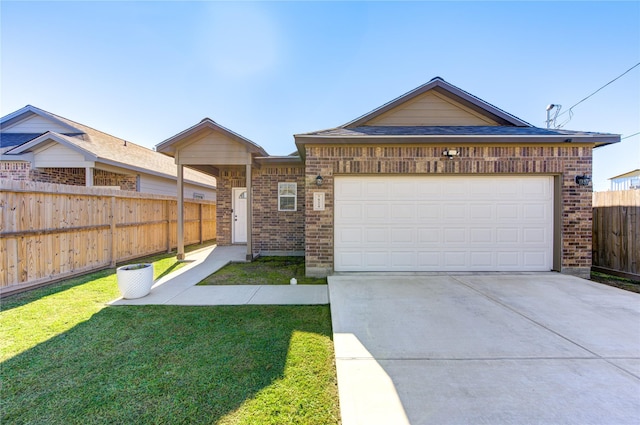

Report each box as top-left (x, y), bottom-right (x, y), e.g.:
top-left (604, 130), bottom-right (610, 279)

top-left (198, 256), bottom-right (327, 286)
top-left (1, 252), bottom-right (340, 424)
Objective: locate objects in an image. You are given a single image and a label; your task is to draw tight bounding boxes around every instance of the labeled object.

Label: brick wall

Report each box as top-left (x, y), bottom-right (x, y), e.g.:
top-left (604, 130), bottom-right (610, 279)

top-left (31, 167), bottom-right (86, 185)
top-left (93, 169), bottom-right (137, 191)
top-left (216, 165), bottom-right (306, 254)
top-left (252, 165), bottom-right (305, 254)
top-left (1, 162), bottom-right (137, 190)
top-left (304, 144), bottom-right (593, 278)
top-left (216, 167), bottom-right (247, 245)
top-left (0, 162), bottom-right (30, 181)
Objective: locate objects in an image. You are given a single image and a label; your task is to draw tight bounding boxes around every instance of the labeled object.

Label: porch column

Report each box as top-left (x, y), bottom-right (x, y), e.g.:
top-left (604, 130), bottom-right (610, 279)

top-left (85, 167), bottom-right (93, 187)
top-left (177, 164), bottom-right (185, 260)
top-left (246, 163), bottom-right (252, 261)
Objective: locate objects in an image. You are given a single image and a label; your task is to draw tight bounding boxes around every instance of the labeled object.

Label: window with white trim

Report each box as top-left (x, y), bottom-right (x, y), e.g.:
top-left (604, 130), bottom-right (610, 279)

top-left (278, 182), bottom-right (297, 211)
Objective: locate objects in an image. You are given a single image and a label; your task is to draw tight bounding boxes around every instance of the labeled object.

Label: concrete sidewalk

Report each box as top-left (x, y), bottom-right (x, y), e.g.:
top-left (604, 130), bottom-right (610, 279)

top-left (110, 245), bottom-right (328, 306)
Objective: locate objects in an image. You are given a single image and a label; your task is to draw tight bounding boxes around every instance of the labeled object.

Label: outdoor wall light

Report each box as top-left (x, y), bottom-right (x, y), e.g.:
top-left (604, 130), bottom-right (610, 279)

top-left (575, 174), bottom-right (591, 186)
top-left (315, 175), bottom-right (324, 186)
top-left (442, 148), bottom-right (460, 160)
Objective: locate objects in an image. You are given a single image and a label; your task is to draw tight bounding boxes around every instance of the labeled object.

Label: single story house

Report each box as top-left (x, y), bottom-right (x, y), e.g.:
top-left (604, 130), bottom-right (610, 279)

top-left (1, 105), bottom-right (217, 198)
top-left (157, 77), bottom-right (619, 279)
top-left (609, 169), bottom-right (640, 191)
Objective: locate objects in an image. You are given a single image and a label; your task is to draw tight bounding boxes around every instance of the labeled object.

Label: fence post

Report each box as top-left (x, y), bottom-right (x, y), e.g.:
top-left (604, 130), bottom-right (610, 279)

top-left (110, 196), bottom-right (117, 267)
top-left (199, 203), bottom-right (204, 245)
top-left (166, 200), bottom-right (171, 253)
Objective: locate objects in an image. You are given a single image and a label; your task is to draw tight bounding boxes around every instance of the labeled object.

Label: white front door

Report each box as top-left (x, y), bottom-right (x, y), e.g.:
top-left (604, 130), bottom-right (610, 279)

top-left (232, 188), bottom-right (247, 243)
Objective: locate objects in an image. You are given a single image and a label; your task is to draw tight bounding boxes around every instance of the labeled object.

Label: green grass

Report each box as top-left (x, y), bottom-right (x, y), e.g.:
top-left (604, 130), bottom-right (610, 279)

top-left (198, 256), bottom-right (327, 286)
top-left (1, 250), bottom-right (339, 425)
top-left (591, 271), bottom-right (640, 294)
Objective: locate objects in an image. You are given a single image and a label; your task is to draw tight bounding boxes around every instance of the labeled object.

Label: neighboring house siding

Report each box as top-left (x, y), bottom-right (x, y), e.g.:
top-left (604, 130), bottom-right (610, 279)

top-left (138, 174), bottom-right (216, 199)
top-left (2, 115), bottom-right (71, 133)
top-left (366, 91), bottom-right (498, 126)
top-left (33, 143), bottom-right (92, 168)
top-left (252, 165), bottom-right (305, 255)
top-left (304, 144), bottom-right (593, 277)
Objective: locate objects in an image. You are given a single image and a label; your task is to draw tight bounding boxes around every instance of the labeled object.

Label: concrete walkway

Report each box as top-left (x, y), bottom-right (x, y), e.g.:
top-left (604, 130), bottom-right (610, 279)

top-left (329, 273), bottom-right (640, 425)
top-left (110, 245), bottom-right (328, 306)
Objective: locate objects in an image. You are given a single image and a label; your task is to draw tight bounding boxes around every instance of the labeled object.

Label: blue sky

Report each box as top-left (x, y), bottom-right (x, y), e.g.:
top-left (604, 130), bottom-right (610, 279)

top-left (2, 1), bottom-right (639, 191)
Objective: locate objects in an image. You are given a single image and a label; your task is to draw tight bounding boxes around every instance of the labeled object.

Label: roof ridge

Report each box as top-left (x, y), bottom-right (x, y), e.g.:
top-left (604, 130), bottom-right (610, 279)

top-left (25, 105), bottom-right (152, 150)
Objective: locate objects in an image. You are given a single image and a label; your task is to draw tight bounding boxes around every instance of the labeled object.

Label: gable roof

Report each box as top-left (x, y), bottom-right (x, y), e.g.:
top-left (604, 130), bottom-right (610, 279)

top-left (294, 77), bottom-right (621, 155)
top-left (1, 106), bottom-right (217, 188)
top-left (342, 77), bottom-right (532, 128)
top-left (156, 118), bottom-right (268, 157)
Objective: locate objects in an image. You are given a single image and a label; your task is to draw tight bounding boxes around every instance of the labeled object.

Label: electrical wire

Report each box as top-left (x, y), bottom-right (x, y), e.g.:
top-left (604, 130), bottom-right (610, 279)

top-left (554, 61), bottom-right (640, 128)
top-left (622, 131), bottom-right (640, 140)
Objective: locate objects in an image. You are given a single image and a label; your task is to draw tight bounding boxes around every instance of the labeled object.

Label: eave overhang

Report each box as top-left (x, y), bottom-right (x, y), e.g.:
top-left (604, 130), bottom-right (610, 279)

top-left (294, 133), bottom-right (621, 158)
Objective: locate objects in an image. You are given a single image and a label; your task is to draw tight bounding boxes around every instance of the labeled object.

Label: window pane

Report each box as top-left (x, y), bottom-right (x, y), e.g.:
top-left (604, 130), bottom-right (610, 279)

top-left (280, 197), bottom-right (295, 211)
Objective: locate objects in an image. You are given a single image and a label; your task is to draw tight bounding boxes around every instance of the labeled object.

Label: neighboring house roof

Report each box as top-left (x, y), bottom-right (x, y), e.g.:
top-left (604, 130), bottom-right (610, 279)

top-left (1, 105), bottom-right (216, 188)
top-left (156, 117), bottom-right (268, 157)
top-left (609, 169), bottom-right (640, 180)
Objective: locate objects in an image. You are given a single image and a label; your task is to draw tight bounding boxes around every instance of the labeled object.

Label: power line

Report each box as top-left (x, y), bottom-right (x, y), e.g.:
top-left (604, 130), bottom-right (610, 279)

top-left (622, 131), bottom-right (640, 140)
top-left (558, 62), bottom-right (640, 118)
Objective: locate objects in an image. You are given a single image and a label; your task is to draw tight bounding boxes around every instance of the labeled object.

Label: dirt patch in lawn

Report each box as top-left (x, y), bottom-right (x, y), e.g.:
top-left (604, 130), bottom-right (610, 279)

top-left (198, 256), bottom-right (327, 286)
top-left (590, 272), bottom-right (640, 294)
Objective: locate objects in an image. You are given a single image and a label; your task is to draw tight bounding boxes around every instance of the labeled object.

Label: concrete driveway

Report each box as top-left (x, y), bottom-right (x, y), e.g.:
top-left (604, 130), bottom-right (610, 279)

top-left (328, 273), bottom-right (640, 425)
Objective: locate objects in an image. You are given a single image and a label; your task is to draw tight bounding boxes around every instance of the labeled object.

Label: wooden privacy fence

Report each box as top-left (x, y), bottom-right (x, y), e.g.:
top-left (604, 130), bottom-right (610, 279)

top-left (592, 190), bottom-right (640, 279)
top-left (0, 180), bottom-right (216, 295)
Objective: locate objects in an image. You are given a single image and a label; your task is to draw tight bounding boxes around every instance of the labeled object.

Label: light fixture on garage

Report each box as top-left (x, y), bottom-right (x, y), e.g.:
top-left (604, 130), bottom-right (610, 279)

top-left (575, 174), bottom-right (591, 186)
top-left (442, 148), bottom-right (459, 160)
top-left (315, 175), bottom-right (324, 186)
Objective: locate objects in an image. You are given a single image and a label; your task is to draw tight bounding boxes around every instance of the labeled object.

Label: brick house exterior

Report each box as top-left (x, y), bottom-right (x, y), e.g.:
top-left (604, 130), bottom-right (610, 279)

top-left (1, 105), bottom-right (217, 198)
top-left (157, 78), bottom-right (618, 278)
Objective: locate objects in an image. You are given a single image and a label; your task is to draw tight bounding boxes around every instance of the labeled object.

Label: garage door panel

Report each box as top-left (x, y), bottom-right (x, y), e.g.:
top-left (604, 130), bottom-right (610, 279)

top-left (391, 228), bottom-right (415, 244)
top-left (470, 252), bottom-right (493, 267)
top-left (365, 204), bottom-right (389, 220)
top-left (470, 228), bottom-right (493, 243)
top-left (418, 228), bottom-right (440, 243)
top-left (365, 228), bottom-right (387, 243)
top-left (444, 228), bottom-right (466, 243)
top-left (337, 228), bottom-right (362, 244)
top-left (497, 228), bottom-right (519, 243)
top-left (444, 204), bottom-right (467, 220)
top-left (337, 203), bottom-right (362, 220)
top-left (470, 204), bottom-right (495, 220)
top-left (335, 176), bottom-right (553, 272)
top-left (418, 251), bottom-right (441, 267)
top-left (417, 204), bottom-right (440, 219)
top-left (497, 204), bottom-right (519, 220)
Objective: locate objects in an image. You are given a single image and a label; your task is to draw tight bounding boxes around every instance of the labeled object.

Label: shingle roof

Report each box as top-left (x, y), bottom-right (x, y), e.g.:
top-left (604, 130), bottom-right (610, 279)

top-left (1, 133), bottom-right (50, 148)
top-left (2, 106), bottom-right (216, 188)
top-left (304, 126), bottom-right (617, 137)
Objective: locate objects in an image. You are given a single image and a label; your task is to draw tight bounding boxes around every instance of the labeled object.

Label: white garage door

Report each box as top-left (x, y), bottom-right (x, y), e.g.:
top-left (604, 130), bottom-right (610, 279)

top-left (334, 175), bottom-right (554, 272)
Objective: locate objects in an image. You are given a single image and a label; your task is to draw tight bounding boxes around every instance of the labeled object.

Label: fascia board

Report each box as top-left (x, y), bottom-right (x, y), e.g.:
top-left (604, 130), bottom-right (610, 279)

top-left (11, 133), bottom-right (98, 161)
top-left (1, 106), bottom-right (82, 133)
top-left (156, 119), bottom-right (268, 157)
top-left (294, 134), bottom-right (620, 146)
